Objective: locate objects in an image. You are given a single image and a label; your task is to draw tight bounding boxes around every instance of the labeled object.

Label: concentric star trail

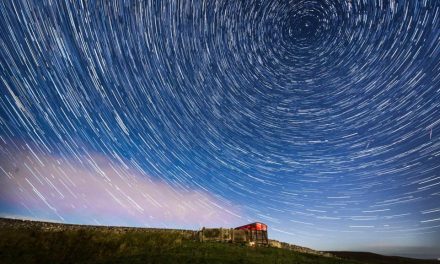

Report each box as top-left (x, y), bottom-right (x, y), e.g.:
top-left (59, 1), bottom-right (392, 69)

top-left (1, 0), bottom-right (439, 258)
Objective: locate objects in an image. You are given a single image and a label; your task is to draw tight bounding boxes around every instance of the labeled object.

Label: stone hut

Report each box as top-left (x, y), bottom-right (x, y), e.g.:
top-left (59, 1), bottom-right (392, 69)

top-left (197, 222), bottom-right (268, 246)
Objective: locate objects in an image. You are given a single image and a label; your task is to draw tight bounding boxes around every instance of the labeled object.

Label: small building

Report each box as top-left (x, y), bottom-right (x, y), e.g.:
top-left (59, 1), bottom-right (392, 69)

top-left (235, 222), bottom-right (268, 246)
top-left (197, 222), bottom-right (268, 246)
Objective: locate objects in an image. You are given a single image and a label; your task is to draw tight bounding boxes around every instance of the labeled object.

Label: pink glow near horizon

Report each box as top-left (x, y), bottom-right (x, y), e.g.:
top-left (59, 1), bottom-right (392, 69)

top-left (0, 143), bottom-right (244, 229)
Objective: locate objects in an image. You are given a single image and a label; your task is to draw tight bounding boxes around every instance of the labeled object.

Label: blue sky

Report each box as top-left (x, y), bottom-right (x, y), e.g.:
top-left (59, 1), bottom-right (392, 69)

top-left (1, 0), bottom-right (440, 259)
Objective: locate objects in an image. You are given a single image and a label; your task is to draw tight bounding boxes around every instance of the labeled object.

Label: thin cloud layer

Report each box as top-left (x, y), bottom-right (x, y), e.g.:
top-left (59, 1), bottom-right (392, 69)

top-left (0, 142), bottom-right (243, 228)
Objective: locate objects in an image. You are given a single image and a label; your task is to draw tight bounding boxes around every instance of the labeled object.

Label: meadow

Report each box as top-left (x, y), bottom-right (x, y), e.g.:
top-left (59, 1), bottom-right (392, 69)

top-left (0, 218), bottom-right (436, 264)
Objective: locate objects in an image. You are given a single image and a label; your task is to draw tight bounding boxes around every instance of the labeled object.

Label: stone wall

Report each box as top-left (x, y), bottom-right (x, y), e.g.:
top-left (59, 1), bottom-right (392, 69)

top-left (197, 227), bottom-right (249, 244)
top-left (0, 218), bottom-right (197, 239)
top-left (269, 239), bottom-right (334, 258)
top-left (269, 239), bottom-right (282, 248)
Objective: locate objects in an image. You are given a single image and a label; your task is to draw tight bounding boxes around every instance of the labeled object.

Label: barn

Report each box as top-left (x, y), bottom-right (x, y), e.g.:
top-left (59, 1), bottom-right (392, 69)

top-left (234, 222), bottom-right (268, 246)
top-left (197, 222), bottom-right (269, 246)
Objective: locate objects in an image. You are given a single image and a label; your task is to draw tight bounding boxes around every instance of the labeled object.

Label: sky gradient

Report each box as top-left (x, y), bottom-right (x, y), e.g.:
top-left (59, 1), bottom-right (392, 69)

top-left (1, 0), bottom-right (440, 259)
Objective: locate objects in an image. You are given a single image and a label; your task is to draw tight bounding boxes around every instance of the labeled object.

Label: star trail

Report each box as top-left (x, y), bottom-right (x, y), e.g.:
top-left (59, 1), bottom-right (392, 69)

top-left (1, 0), bottom-right (440, 258)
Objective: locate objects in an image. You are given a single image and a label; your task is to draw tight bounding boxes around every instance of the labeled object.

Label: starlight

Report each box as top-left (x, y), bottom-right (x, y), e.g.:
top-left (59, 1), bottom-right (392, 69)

top-left (1, 0), bottom-right (439, 259)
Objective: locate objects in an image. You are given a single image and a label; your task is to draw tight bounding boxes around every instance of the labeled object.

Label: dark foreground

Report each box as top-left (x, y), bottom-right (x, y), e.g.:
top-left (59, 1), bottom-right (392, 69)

top-left (327, 251), bottom-right (439, 264)
top-left (0, 218), bottom-right (436, 264)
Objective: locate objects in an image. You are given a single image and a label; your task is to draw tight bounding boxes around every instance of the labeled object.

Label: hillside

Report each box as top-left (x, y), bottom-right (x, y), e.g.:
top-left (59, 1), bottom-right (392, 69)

top-left (0, 218), bottom-right (435, 264)
top-left (327, 251), bottom-right (439, 264)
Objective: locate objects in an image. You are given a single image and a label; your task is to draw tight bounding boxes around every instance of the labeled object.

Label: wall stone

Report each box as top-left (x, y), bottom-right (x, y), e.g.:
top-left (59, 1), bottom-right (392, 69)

top-left (0, 218), bottom-right (197, 239)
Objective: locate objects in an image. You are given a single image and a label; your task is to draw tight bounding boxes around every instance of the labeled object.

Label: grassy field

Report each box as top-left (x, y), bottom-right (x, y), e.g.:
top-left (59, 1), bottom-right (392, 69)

top-left (0, 218), bottom-right (436, 264)
top-left (0, 223), bottom-right (358, 264)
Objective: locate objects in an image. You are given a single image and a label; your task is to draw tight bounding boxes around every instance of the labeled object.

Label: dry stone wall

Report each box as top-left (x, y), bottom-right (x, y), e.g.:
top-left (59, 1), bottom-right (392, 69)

top-left (0, 218), bottom-right (197, 239)
top-left (269, 239), bottom-right (334, 258)
top-left (197, 227), bottom-right (249, 244)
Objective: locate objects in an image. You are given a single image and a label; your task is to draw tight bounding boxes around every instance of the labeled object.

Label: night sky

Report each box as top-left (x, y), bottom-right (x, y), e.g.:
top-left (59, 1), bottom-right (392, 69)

top-left (1, 0), bottom-right (440, 259)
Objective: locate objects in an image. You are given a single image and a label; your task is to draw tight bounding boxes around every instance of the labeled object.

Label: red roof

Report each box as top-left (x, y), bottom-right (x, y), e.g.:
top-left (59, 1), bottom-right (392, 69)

top-left (235, 222), bottom-right (267, 231)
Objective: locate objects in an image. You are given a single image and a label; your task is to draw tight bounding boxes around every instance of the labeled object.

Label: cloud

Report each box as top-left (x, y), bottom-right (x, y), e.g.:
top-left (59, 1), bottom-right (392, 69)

top-left (0, 141), bottom-right (243, 229)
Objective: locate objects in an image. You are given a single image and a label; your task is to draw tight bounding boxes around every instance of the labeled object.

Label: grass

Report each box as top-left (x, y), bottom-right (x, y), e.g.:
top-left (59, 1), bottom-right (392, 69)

top-left (327, 251), bottom-right (439, 264)
top-left (0, 226), bottom-right (362, 264)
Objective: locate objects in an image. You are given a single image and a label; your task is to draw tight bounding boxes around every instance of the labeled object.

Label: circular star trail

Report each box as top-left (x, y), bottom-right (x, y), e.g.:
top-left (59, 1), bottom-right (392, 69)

top-left (1, 0), bottom-right (440, 254)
